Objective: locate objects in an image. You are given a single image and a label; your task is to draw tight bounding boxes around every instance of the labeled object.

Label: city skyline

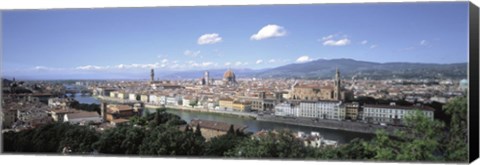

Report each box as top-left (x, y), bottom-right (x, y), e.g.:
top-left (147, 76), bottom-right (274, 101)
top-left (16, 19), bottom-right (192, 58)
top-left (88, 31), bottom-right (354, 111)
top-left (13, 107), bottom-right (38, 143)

top-left (2, 2), bottom-right (469, 79)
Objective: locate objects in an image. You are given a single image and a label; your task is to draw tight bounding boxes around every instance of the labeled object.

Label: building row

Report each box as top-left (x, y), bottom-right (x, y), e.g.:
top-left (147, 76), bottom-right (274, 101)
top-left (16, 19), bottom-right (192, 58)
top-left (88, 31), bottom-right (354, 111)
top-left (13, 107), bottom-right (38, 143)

top-left (274, 100), bottom-right (434, 126)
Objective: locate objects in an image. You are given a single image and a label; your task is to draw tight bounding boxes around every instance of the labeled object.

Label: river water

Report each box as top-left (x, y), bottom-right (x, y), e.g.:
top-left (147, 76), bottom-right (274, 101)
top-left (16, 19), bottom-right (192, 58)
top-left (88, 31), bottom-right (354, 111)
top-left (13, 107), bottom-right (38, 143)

top-left (64, 84), bottom-right (101, 105)
top-left (73, 93), bottom-right (374, 144)
top-left (161, 109), bottom-right (374, 144)
top-left (72, 93), bottom-right (101, 104)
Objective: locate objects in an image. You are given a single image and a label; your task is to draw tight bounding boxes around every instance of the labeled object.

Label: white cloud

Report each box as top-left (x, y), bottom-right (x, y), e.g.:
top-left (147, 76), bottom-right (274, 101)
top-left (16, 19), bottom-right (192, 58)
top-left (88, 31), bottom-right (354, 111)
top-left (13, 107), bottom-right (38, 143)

top-left (32, 66), bottom-right (65, 71)
top-left (235, 61), bottom-right (243, 66)
top-left (370, 44), bottom-right (378, 49)
top-left (34, 66), bottom-right (49, 70)
top-left (116, 64), bottom-right (126, 69)
top-left (73, 60), bottom-right (223, 72)
top-left (420, 40), bottom-right (428, 46)
top-left (161, 59), bottom-right (168, 63)
top-left (268, 59), bottom-right (276, 63)
top-left (184, 50), bottom-right (201, 57)
top-left (201, 62), bottom-right (214, 67)
top-left (76, 65), bottom-right (104, 70)
top-left (256, 59), bottom-right (263, 64)
top-left (250, 24), bottom-right (287, 40)
top-left (320, 33), bottom-right (351, 46)
top-left (296, 56), bottom-right (313, 63)
top-left (113, 63), bottom-right (164, 69)
top-left (322, 35), bottom-right (335, 41)
top-left (224, 62), bottom-right (232, 66)
top-left (361, 40), bottom-right (368, 45)
top-left (323, 38), bottom-right (351, 46)
top-left (197, 33), bottom-right (222, 45)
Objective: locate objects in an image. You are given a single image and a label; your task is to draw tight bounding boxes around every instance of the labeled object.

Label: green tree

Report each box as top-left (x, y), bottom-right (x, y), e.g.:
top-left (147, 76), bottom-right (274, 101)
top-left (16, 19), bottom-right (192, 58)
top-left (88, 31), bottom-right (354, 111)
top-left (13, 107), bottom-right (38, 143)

top-left (120, 126), bottom-right (146, 154)
top-left (147, 108), bottom-right (185, 127)
top-left (184, 125), bottom-right (192, 132)
top-left (442, 96), bottom-right (468, 161)
top-left (362, 110), bottom-right (445, 161)
top-left (227, 125), bottom-right (235, 135)
top-left (306, 138), bottom-right (374, 160)
top-left (194, 124), bottom-right (202, 137)
top-left (339, 138), bottom-right (375, 160)
top-left (59, 126), bottom-right (99, 153)
top-left (189, 100), bottom-right (198, 108)
top-left (225, 129), bottom-right (307, 158)
top-left (142, 109), bottom-right (151, 117)
top-left (204, 133), bottom-right (247, 157)
top-left (94, 125), bottom-right (128, 154)
top-left (139, 125), bottom-right (204, 156)
top-left (129, 116), bottom-right (147, 126)
top-left (3, 123), bottom-right (98, 154)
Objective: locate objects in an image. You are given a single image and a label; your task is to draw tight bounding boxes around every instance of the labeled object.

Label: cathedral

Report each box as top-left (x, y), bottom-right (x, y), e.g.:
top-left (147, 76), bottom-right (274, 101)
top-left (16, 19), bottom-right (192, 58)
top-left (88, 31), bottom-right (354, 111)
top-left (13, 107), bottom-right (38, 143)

top-left (290, 68), bottom-right (352, 101)
top-left (223, 68), bottom-right (237, 85)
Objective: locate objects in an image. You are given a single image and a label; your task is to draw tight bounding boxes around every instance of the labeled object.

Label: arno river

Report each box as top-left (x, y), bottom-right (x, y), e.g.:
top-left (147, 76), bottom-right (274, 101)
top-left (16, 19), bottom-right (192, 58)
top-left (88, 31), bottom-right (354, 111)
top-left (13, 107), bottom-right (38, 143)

top-left (72, 93), bottom-right (374, 144)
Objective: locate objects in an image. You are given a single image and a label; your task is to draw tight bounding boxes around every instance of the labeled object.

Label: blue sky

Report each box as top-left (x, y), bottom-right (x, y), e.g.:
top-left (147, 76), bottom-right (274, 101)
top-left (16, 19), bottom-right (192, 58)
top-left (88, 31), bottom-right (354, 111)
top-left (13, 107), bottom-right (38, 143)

top-left (2, 2), bottom-right (469, 79)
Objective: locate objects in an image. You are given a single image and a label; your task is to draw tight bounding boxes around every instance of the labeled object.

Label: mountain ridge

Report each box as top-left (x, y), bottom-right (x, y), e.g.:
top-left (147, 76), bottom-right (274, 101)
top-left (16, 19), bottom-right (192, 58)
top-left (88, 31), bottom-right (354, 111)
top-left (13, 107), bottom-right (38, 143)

top-left (254, 58), bottom-right (467, 80)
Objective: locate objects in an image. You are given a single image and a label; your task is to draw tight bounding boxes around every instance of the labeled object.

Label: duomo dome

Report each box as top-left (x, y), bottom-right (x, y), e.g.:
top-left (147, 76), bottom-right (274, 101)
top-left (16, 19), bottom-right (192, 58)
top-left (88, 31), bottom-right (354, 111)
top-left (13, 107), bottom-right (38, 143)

top-left (223, 69), bottom-right (235, 79)
top-left (223, 69), bottom-right (236, 85)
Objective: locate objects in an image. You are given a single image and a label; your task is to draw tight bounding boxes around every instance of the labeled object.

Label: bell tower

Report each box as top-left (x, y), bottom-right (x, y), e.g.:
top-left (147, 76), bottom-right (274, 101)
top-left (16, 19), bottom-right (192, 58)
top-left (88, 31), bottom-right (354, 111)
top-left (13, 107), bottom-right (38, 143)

top-left (150, 68), bottom-right (154, 82)
top-left (204, 71), bottom-right (210, 85)
top-left (334, 68), bottom-right (341, 100)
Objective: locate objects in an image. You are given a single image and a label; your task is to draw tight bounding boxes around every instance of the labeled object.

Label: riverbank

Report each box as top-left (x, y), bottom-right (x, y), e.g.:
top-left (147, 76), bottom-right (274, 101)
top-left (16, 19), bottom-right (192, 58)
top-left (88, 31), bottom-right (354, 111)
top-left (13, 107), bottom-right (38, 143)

top-left (96, 96), bottom-right (394, 135)
top-left (145, 103), bottom-right (257, 119)
top-left (257, 115), bottom-right (403, 135)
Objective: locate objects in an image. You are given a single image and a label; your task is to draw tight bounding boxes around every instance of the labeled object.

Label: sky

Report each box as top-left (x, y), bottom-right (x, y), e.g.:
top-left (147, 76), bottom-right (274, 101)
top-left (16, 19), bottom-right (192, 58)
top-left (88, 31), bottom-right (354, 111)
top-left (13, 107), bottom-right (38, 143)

top-left (2, 2), bottom-right (470, 79)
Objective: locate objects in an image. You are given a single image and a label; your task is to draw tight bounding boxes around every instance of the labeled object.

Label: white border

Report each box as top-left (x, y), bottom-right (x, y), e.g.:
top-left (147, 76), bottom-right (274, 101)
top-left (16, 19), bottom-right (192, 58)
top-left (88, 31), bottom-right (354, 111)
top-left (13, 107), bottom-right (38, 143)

top-left (0, 0), bottom-right (475, 10)
top-left (0, 0), bottom-right (478, 165)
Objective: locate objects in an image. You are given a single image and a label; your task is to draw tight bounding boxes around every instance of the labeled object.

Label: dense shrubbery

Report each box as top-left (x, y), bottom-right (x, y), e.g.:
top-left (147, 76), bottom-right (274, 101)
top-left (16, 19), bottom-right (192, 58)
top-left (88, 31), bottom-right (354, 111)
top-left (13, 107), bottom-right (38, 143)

top-left (2, 97), bottom-right (469, 162)
top-left (3, 123), bottom-right (99, 153)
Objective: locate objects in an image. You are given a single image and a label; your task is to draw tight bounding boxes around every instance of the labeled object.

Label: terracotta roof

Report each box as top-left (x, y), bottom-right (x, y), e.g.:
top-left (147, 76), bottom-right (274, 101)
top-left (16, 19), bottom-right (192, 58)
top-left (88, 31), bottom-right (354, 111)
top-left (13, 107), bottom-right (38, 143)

top-left (219, 98), bottom-right (234, 101)
top-left (296, 84), bottom-right (322, 89)
top-left (108, 105), bottom-right (133, 112)
top-left (320, 86), bottom-right (334, 90)
top-left (67, 112), bottom-right (100, 119)
top-left (223, 69), bottom-right (235, 78)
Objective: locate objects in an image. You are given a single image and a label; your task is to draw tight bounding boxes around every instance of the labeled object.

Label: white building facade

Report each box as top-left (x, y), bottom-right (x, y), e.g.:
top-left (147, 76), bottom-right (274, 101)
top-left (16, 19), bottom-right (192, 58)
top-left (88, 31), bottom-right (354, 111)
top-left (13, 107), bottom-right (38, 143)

top-left (362, 104), bottom-right (434, 125)
top-left (274, 102), bottom-right (299, 117)
top-left (298, 101), bottom-right (343, 120)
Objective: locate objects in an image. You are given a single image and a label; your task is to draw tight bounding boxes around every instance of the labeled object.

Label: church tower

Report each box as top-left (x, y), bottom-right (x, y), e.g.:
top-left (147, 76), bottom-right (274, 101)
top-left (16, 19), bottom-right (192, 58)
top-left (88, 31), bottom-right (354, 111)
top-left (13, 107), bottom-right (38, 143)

top-left (334, 68), bottom-right (341, 100)
top-left (204, 71), bottom-right (210, 85)
top-left (150, 69), bottom-right (154, 82)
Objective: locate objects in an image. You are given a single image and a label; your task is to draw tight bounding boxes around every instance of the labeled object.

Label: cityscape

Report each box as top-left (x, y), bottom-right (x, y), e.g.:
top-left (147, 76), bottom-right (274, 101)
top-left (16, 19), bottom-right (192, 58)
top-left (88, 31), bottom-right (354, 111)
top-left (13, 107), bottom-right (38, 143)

top-left (1, 2), bottom-right (471, 162)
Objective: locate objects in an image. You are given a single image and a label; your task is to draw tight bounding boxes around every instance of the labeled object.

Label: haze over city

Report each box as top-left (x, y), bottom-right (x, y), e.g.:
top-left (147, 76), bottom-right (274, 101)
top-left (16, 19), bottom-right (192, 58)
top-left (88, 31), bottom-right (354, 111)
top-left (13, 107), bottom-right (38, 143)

top-left (3, 2), bottom-right (468, 80)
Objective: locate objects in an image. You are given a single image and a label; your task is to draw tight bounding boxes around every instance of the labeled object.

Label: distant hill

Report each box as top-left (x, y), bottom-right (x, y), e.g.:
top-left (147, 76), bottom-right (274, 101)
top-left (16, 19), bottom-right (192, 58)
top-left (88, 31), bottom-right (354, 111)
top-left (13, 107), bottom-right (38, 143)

top-left (133, 59), bottom-right (467, 80)
top-left (254, 58), bottom-right (467, 80)
top-left (162, 68), bottom-right (264, 80)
